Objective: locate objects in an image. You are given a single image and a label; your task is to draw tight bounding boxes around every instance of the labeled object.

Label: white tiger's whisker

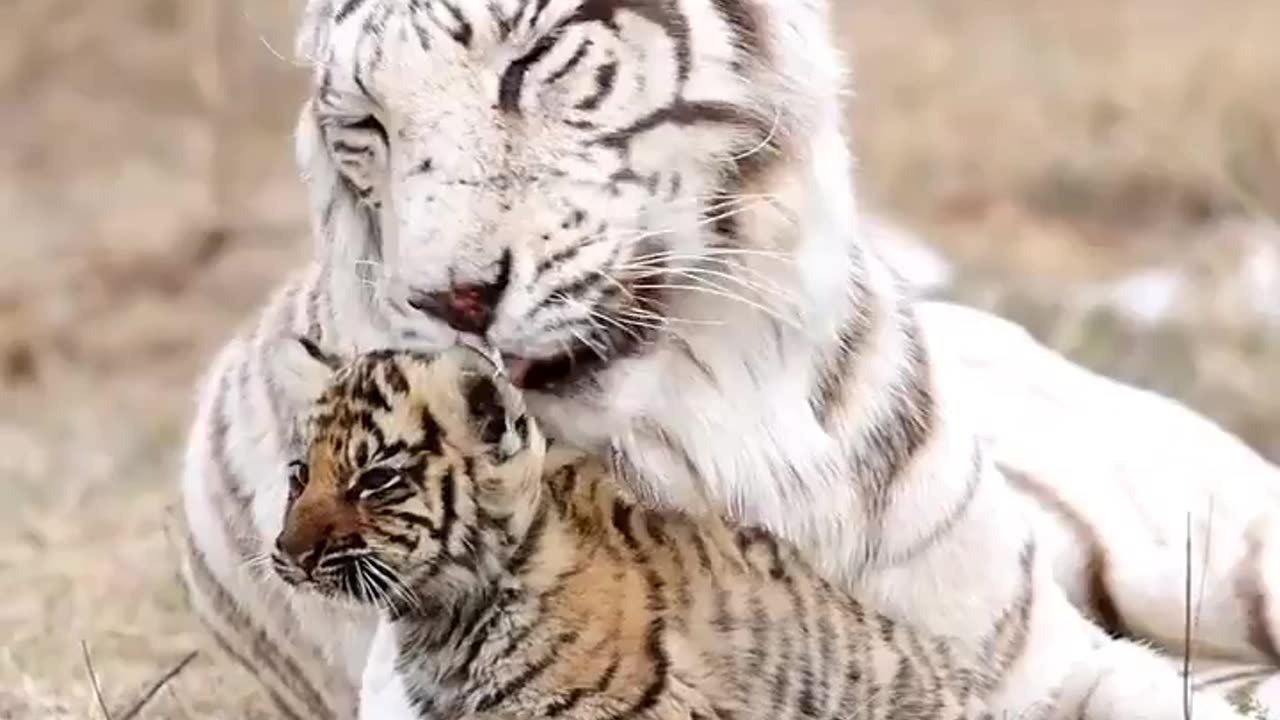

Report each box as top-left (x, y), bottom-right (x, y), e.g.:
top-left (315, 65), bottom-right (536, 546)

top-left (659, 265), bottom-right (802, 311)
top-left (728, 106), bottom-right (784, 165)
top-left (588, 266), bottom-right (734, 330)
top-left (564, 324), bottom-right (609, 363)
top-left (592, 197), bottom-right (770, 248)
top-left (619, 263), bottom-right (802, 315)
top-left (693, 200), bottom-right (772, 230)
top-left (626, 247), bottom-right (795, 265)
top-left (621, 247), bottom-right (797, 282)
top-left (586, 308), bottom-right (656, 344)
top-left (616, 308), bottom-right (725, 328)
top-left (630, 283), bottom-right (802, 331)
top-left (622, 199), bottom-right (771, 246)
top-left (607, 305), bottom-right (673, 328)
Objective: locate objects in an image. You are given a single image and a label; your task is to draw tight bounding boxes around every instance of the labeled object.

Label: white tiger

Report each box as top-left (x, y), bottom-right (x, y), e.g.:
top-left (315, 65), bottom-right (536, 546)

top-left (175, 0), bottom-right (1280, 718)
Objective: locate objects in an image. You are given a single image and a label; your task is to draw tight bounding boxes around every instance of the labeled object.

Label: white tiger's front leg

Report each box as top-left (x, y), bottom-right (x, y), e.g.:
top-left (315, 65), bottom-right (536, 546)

top-left (1051, 640), bottom-right (1251, 720)
top-left (844, 406), bottom-right (1250, 720)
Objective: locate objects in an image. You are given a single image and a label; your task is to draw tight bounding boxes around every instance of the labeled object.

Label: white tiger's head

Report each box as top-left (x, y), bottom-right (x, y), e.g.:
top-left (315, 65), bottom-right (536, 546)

top-left (295, 0), bottom-right (851, 397)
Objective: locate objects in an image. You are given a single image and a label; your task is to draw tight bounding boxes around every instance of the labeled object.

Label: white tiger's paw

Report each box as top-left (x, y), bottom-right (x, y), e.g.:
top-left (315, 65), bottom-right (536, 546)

top-left (357, 620), bottom-right (417, 720)
top-left (1048, 639), bottom-right (1248, 720)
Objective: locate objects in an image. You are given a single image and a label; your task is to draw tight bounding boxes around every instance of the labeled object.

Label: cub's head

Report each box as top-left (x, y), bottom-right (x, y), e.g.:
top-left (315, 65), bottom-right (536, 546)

top-left (295, 0), bottom-right (845, 393)
top-left (271, 340), bottom-right (546, 612)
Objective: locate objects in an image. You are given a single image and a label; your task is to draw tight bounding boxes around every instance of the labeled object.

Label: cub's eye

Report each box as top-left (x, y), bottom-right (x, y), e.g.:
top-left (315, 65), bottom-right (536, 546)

top-left (287, 460), bottom-right (308, 497)
top-left (354, 466), bottom-right (405, 498)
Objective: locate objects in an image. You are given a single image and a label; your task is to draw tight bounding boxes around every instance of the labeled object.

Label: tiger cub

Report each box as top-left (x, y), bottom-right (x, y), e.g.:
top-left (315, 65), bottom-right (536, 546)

top-left (271, 342), bottom-right (1014, 720)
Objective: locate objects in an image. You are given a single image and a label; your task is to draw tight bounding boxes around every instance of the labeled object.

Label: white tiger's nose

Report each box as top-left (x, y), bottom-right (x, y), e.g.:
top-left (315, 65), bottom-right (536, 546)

top-left (408, 251), bottom-right (512, 335)
top-left (409, 283), bottom-right (497, 334)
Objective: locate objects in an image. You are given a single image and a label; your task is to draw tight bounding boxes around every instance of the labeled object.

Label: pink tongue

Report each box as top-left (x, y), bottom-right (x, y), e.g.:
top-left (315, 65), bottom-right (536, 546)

top-left (505, 358), bottom-right (533, 389)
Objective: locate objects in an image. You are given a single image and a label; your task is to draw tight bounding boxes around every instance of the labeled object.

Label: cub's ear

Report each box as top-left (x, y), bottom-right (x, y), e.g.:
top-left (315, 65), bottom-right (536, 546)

top-left (438, 346), bottom-right (537, 462)
top-left (273, 335), bottom-right (345, 407)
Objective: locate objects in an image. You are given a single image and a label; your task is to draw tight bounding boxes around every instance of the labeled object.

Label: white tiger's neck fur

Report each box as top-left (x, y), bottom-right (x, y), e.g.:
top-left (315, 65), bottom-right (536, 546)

top-left (294, 0), bottom-right (982, 606)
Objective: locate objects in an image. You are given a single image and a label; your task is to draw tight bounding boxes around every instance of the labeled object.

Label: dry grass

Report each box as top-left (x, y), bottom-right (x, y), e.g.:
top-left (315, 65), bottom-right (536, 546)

top-left (2, 0), bottom-right (1277, 717)
top-left (840, 0), bottom-right (1280, 459)
top-left (842, 0), bottom-right (1280, 276)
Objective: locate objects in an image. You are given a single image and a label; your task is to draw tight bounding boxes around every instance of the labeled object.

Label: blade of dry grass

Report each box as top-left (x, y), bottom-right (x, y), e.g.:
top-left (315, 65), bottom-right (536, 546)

top-left (80, 641), bottom-right (114, 720)
top-left (1183, 512), bottom-right (1194, 720)
top-left (116, 651), bottom-right (199, 720)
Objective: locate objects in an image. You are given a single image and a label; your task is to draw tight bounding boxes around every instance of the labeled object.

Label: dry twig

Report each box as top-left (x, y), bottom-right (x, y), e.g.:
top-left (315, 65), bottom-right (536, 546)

top-left (117, 651), bottom-right (200, 720)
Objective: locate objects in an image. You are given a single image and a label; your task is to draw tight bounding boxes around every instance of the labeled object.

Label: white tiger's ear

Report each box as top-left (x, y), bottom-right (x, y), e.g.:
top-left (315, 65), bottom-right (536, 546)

top-left (273, 335), bottom-right (344, 407)
top-left (295, 0), bottom-right (333, 65)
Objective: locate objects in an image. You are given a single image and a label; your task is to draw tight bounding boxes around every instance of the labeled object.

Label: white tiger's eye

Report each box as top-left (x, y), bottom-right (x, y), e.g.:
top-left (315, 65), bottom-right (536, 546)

top-left (340, 115), bottom-right (389, 144)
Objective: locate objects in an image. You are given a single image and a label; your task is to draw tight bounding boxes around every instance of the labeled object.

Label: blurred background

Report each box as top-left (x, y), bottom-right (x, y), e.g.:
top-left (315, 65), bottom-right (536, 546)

top-left (2, 0), bottom-right (1277, 717)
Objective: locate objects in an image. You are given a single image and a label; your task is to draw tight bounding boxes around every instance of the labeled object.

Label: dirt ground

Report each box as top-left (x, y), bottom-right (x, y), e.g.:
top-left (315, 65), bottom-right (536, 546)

top-left (2, 1), bottom-right (1277, 717)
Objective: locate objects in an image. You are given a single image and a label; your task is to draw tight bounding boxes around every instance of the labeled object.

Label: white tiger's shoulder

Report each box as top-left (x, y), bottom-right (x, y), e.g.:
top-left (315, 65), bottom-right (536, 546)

top-left (178, 271), bottom-right (316, 560)
top-left (181, 268), bottom-right (321, 446)
top-left (178, 263), bottom-right (384, 711)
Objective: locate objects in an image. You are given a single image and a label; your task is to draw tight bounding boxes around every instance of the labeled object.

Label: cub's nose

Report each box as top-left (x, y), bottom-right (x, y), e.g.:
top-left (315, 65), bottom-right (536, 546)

top-left (276, 523), bottom-right (333, 574)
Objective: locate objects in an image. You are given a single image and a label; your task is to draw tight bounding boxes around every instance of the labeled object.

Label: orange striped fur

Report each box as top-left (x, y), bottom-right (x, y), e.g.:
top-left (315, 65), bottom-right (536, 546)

top-left (273, 345), bottom-right (1022, 719)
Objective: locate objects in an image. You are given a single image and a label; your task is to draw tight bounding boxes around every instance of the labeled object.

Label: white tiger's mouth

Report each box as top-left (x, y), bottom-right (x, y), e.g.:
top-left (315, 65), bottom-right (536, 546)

top-left (502, 335), bottom-right (632, 393)
top-left (508, 272), bottom-right (674, 393)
